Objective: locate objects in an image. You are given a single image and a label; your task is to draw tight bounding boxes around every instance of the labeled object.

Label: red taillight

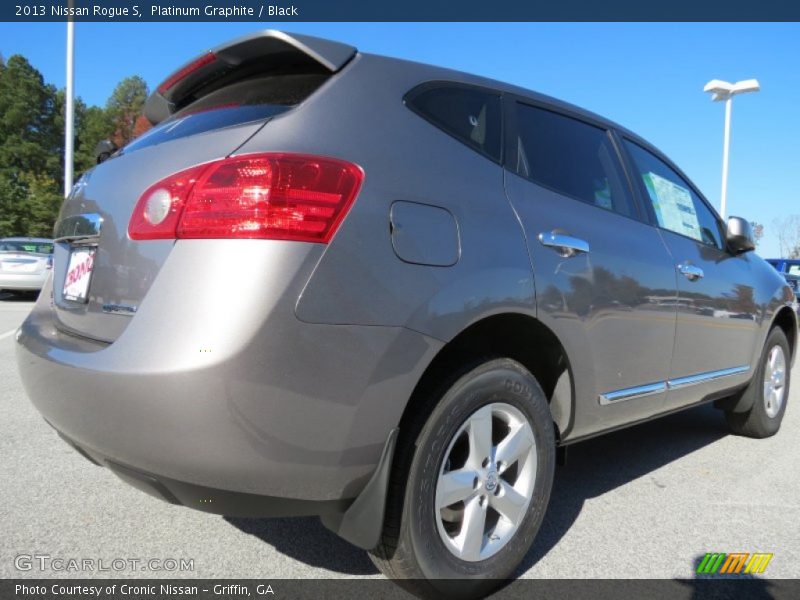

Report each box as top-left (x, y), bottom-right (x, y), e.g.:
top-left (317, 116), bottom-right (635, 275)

top-left (128, 164), bottom-right (207, 241)
top-left (157, 52), bottom-right (216, 94)
top-left (128, 154), bottom-right (364, 243)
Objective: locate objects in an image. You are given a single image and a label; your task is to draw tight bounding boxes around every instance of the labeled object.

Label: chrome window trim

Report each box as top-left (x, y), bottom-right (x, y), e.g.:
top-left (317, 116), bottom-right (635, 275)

top-left (598, 365), bottom-right (750, 405)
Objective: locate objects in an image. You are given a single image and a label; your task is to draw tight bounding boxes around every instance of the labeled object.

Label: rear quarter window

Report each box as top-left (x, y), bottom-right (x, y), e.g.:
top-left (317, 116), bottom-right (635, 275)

top-left (405, 83), bottom-right (502, 162)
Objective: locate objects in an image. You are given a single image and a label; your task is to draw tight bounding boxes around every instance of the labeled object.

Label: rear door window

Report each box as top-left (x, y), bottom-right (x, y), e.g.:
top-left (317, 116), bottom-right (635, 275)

top-left (405, 84), bottom-right (502, 162)
top-left (512, 103), bottom-right (636, 218)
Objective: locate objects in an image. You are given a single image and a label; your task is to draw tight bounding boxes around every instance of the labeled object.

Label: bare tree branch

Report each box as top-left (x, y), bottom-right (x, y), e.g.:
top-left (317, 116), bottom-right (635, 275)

top-left (772, 215), bottom-right (800, 258)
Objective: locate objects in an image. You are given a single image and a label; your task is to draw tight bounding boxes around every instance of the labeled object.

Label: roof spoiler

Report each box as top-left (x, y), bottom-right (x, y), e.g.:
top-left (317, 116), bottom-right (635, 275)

top-left (144, 30), bottom-right (357, 125)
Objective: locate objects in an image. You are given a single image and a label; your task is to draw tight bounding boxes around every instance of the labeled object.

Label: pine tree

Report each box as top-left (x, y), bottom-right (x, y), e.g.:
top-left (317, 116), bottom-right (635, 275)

top-left (106, 75), bottom-right (149, 147)
top-left (0, 55), bottom-right (152, 237)
top-left (0, 55), bottom-right (62, 237)
top-left (75, 104), bottom-right (114, 175)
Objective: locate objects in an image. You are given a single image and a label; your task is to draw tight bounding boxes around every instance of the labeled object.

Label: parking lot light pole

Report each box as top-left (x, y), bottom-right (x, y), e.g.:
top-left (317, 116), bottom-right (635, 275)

top-left (64, 16), bottom-right (75, 197)
top-left (703, 78), bottom-right (760, 219)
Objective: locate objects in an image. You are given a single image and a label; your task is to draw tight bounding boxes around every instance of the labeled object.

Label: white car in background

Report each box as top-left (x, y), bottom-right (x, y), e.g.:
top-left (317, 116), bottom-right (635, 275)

top-left (0, 237), bottom-right (54, 295)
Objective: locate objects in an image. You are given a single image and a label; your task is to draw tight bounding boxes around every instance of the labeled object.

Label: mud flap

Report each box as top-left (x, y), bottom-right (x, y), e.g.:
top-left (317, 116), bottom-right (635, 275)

top-left (320, 428), bottom-right (398, 550)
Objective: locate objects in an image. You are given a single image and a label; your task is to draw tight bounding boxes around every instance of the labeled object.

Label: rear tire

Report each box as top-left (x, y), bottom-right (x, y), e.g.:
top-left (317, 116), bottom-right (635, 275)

top-left (369, 358), bottom-right (555, 599)
top-left (725, 327), bottom-right (791, 438)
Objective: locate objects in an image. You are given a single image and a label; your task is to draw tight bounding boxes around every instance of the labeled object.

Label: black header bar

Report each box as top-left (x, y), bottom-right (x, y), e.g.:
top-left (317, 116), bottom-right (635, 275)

top-left (3, 0), bottom-right (800, 22)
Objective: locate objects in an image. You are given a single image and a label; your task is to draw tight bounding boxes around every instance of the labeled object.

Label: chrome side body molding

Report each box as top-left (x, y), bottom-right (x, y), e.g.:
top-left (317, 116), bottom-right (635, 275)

top-left (667, 365), bottom-right (751, 389)
top-left (599, 365), bottom-right (750, 405)
top-left (598, 382), bottom-right (667, 405)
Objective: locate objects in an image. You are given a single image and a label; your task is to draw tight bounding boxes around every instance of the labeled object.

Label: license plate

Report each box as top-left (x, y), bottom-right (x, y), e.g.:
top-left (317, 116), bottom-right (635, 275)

top-left (63, 248), bottom-right (96, 303)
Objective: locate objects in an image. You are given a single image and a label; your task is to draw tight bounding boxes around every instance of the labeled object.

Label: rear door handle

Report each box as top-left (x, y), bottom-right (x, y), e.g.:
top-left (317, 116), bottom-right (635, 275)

top-left (538, 231), bottom-right (590, 258)
top-left (678, 263), bottom-right (704, 281)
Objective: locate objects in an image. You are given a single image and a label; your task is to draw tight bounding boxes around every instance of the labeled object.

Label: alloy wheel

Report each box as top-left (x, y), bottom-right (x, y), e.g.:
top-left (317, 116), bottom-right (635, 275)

top-left (763, 345), bottom-right (786, 419)
top-left (434, 402), bottom-right (537, 562)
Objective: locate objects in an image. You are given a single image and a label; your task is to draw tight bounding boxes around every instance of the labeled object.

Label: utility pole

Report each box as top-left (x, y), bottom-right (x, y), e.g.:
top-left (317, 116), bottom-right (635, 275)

top-left (64, 4), bottom-right (75, 197)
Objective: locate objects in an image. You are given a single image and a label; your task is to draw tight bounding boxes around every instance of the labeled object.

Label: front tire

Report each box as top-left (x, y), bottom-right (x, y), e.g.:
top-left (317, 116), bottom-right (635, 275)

top-left (370, 358), bottom-right (555, 598)
top-left (725, 327), bottom-right (791, 438)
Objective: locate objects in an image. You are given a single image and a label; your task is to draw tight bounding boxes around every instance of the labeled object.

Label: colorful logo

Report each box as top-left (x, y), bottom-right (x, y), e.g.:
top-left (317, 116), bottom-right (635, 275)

top-left (696, 552), bottom-right (773, 575)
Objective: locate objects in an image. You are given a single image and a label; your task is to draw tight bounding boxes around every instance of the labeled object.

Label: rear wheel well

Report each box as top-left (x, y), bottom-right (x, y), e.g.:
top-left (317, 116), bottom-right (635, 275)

top-left (772, 306), bottom-right (797, 359)
top-left (399, 313), bottom-right (569, 441)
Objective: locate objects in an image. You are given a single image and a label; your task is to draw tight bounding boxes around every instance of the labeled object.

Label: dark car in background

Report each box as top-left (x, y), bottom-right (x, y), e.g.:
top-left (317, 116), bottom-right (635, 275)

top-left (766, 258), bottom-right (800, 304)
top-left (15, 30), bottom-right (797, 596)
top-left (0, 237), bottom-right (54, 295)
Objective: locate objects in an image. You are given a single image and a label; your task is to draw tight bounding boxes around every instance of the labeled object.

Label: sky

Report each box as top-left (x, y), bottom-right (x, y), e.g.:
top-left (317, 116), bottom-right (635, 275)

top-left (0, 22), bottom-right (798, 257)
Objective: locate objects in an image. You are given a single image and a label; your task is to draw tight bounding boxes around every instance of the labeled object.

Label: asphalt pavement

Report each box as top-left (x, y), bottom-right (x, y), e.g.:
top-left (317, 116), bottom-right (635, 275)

top-left (1, 294), bottom-right (798, 582)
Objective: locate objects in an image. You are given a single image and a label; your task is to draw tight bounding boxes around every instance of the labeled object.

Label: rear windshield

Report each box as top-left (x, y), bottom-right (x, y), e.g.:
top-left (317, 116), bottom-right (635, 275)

top-left (122, 73), bottom-right (329, 155)
top-left (0, 240), bottom-right (53, 254)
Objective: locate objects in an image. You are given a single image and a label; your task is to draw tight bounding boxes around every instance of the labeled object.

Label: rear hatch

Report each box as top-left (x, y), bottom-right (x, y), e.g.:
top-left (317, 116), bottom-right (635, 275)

top-left (52, 30), bottom-right (356, 343)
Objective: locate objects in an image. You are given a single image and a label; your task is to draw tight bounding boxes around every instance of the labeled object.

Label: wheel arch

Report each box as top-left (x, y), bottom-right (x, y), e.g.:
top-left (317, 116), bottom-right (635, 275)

top-left (399, 312), bottom-right (572, 443)
top-left (321, 313), bottom-right (571, 550)
top-left (716, 304), bottom-right (797, 416)
top-left (771, 305), bottom-right (797, 364)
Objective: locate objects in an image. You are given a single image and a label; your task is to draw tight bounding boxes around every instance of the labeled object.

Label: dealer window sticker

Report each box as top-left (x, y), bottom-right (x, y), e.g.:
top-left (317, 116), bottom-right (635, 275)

top-left (642, 172), bottom-right (702, 242)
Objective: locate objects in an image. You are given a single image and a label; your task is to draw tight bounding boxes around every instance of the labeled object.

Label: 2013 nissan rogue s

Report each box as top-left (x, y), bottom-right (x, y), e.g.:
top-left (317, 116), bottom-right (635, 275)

top-left (15, 30), bottom-right (797, 597)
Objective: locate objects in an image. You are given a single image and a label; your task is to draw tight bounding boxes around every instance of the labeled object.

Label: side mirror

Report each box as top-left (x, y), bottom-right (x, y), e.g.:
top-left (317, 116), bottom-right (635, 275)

top-left (726, 216), bottom-right (756, 254)
top-left (94, 139), bottom-right (118, 164)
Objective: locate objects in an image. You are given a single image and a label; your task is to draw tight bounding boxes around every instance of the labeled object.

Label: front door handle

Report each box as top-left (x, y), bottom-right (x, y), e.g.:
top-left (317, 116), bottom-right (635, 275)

top-left (538, 231), bottom-right (590, 258)
top-left (678, 263), bottom-right (704, 281)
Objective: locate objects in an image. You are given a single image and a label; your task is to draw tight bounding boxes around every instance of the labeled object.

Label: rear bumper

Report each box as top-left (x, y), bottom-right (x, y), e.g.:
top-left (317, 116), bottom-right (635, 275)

top-left (15, 244), bottom-right (441, 510)
top-left (52, 423), bottom-right (397, 548)
top-left (54, 427), bottom-right (349, 518)
top-left (0, 271), bottom-right (48, 291)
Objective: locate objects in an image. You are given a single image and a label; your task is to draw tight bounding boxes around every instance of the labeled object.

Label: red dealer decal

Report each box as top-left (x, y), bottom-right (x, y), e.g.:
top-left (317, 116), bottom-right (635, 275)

top-left (65, 254), bottom-right (94, 287)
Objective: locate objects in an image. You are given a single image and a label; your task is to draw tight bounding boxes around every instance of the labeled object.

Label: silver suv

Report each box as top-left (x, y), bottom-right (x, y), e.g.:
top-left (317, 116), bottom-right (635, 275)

top-left (16, 30), bottom-right (796, 596)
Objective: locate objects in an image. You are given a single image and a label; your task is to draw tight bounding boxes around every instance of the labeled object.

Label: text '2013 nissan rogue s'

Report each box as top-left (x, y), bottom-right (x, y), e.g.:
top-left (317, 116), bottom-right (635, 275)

top-left (16, 30), bottom-right (797, 597)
